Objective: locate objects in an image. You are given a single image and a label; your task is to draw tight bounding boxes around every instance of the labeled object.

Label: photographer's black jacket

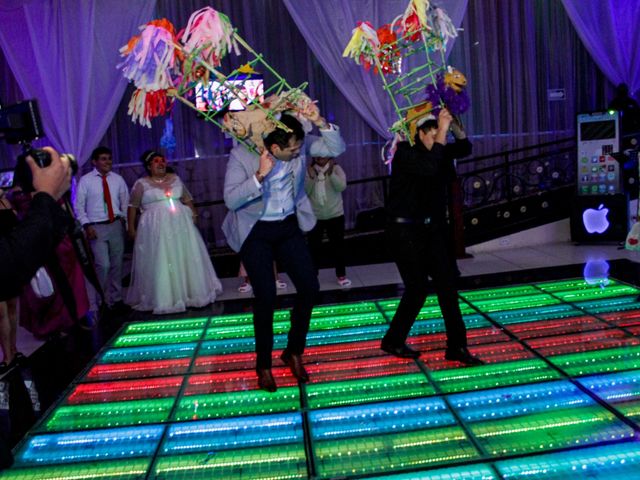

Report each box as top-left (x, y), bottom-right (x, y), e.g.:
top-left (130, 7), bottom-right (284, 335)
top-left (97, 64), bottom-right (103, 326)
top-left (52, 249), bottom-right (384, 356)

top-left (0, 192), bottom-right (70, 301)
top-left (387, 138), bottom-right (472, 224)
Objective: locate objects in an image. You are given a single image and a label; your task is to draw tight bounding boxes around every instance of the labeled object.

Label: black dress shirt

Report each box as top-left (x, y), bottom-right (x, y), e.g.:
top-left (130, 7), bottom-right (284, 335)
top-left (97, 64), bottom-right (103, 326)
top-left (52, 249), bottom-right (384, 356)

top-left (387, 138), bottom-right (472, 224)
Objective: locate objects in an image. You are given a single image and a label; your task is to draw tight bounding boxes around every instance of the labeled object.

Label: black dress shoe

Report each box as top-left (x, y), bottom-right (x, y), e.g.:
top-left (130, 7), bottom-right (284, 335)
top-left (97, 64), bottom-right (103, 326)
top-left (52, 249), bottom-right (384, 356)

top-left (256, 368), bottom-right (277, 392)
top-left (445, 347), bottom-right (484, 366)
top-left (280, 351), bottom-right (309, 383)
top-left (380, 341), bottom-right (421, 359)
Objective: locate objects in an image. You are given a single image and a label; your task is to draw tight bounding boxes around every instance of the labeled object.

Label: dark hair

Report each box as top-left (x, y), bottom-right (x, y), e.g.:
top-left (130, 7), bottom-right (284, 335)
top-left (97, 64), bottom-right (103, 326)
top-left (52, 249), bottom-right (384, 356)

top-left (140, 150), bottom-right (163, 175)
top-left (414, 118), bottom-right (438, 144)
top-left (90, 146), bottom-right (112, 162)
top-left (263, 114), bottom-right (305, 151)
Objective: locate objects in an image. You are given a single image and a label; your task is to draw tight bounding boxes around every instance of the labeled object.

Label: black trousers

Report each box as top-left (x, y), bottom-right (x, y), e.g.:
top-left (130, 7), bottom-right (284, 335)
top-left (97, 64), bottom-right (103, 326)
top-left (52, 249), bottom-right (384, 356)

top-left (307, 215), bottom-right (347, 277)
top-left (384, 222), bottom-right (467, 350)
top-left (240, 215), bottom-right (319, 369)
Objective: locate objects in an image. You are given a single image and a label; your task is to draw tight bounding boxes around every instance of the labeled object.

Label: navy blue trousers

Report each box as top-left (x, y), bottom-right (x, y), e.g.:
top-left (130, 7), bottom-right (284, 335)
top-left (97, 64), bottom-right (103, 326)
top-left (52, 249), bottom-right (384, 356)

top-left (240, 215), bottom-right (319, 369)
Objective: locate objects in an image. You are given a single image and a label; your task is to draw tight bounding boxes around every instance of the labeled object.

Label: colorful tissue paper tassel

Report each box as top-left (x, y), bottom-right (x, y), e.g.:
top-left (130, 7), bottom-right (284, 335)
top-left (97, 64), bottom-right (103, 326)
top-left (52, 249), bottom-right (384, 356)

top-left (396, 0), bottom-right (430, 41)
top-left (127, 89), bottom-right (173, 128)
top-left (179, 7), bottom-right (239, 67)
top-left (342, 21), bottom-right (380, 72)
top-left (118, 20), bottom-right (179, 92)
top-left (376, 24), bottom-right (401, 75)
top-left (431, 6), bottom-right (458, 44)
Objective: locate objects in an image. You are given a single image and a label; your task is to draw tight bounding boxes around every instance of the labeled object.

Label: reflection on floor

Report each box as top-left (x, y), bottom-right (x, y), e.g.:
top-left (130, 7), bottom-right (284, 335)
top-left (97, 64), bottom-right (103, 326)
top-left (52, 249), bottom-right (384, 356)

top-left (3, 276), bottom-right (640, 478)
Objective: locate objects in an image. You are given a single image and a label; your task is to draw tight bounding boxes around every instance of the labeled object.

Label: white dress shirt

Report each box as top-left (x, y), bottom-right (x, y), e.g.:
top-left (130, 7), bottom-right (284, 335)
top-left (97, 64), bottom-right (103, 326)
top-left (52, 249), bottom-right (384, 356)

top-left (74, 168), bottom-right (130, 226)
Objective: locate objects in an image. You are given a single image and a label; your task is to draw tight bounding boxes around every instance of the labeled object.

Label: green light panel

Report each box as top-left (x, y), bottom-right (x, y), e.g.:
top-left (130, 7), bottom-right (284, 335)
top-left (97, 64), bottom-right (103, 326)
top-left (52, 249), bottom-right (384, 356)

top-left (431, 359), bottom-right (561, 394)
top-left (549, 345), bottom-right (640, 376)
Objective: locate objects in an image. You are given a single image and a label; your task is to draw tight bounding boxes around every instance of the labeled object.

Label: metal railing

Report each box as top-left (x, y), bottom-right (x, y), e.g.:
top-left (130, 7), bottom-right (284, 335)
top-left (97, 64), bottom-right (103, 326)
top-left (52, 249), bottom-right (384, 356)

top-left (190, 136), bottom-right (578, 249)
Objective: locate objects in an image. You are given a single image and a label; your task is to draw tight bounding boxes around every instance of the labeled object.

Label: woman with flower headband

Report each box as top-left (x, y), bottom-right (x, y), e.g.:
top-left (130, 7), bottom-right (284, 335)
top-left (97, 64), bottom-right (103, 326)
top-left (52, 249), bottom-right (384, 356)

top-left (126, 150), bottom-right (222, 314)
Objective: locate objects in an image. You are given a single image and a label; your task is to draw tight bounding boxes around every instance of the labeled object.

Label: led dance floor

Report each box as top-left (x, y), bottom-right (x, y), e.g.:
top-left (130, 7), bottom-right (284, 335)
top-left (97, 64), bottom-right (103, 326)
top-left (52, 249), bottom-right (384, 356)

top-left (3, 278), bottom-right (640, 479)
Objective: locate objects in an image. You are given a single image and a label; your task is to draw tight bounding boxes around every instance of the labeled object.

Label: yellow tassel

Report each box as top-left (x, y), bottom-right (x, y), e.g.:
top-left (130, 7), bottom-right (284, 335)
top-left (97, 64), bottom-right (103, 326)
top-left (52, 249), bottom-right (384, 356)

top-left (342, 28), bottom-right (365, 58)
top-left (413, 0), bottom-right (429, 29)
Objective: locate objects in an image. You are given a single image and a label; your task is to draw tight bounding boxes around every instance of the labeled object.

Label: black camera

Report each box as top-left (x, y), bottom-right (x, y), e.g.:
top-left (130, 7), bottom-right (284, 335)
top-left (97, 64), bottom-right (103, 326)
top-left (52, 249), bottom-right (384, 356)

top-left (0, 99), bottom-right (43, 145)
top-left (0, 99), bottom-right (77, 191)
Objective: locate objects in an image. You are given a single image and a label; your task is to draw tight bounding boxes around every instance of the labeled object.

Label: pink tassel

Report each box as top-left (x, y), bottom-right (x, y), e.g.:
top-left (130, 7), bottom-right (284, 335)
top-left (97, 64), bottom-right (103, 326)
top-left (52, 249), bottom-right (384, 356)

top-left (180, 7), bottom-right (239, 67)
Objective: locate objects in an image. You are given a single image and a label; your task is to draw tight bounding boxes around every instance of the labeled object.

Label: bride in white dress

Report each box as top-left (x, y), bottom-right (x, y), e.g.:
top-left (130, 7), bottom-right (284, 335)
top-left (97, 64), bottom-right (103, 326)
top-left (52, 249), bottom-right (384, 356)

top-left (126, 151), bottom-right (222, 314)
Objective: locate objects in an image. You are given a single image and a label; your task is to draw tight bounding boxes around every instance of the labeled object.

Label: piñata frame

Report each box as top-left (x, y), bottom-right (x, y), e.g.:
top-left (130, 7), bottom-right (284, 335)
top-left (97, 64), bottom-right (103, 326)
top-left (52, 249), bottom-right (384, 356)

top-left (118, 8), bottom-right (315, 155)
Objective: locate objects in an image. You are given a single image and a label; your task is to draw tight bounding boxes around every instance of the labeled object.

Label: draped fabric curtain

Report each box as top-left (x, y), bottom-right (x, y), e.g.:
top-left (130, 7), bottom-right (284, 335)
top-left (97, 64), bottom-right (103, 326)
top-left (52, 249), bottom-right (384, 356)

top-left (282, 0), bottom-right (468, 138)
top-left (446, 0), bottom-right (612, 163)
top-left (0, 0), bottom-right (156, 165)
top-left (561, 0), bottom-right (640, 95)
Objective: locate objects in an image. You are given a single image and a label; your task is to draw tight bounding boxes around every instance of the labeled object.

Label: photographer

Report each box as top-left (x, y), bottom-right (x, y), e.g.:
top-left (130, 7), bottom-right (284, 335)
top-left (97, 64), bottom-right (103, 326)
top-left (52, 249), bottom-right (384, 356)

top-left (0, 147), bottom-right (72, 300)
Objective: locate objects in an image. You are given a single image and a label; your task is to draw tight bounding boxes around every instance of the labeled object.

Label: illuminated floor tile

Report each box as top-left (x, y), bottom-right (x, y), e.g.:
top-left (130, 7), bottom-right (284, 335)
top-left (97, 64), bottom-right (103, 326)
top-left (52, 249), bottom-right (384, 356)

top-left (313, 426), bottom-right (479, 477)
top-left (367, 464), bottom-right (498, 479)
top-left (66, 377), bottom-right (183, 404)
top-left (579, 369), bottom-right (640, 421)
top-left (525, 329), bottom-right (640, 356)
top-left (431, 359), bottom-right (561, 394)
top-left (600, 309), bottom-right (640, 328)
top-left (418, 342), bottom-right (533, 370)
top-left (407, 328), bottom-right (511, 354)
top-left (306, 373), bottom-right (435, 409)
top-left (162, 413), bottom-right (303, 453)
top-left (174, 387), bottom-right (300, 421)
top-left (505, 315), bottom-right (610, 339)
top-left (85, 358), bottom-right (191, 381)
top-left (153, 443), bottom-right (308, 479)
top-left (184, 368), bottom-right (297, 394)
top-left (306, 356), bottom-right (421, 383)
top-left (41, 398), bottom-right (175, 432)
top-left (450, 381), bottom-right (634, 456)
top-left (0, 459), bottom-right (151, 480)
top-left (495, 442), bottom-right (640, 479)
top-left (15, 425), bottom-right (164, 465)
top-left (548, 345), bottom-right (640, 376)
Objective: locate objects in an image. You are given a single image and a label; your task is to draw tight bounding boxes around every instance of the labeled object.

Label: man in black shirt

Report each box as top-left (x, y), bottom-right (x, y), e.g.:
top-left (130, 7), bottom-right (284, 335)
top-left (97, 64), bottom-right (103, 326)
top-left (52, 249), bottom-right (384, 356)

top-left (382, 108), bottom-right (482, 366)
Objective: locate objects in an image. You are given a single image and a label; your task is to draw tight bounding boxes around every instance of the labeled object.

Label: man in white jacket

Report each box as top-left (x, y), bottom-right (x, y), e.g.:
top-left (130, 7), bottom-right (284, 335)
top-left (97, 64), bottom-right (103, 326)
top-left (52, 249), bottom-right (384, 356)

top-left (222, 111), bottom-right (345, 392)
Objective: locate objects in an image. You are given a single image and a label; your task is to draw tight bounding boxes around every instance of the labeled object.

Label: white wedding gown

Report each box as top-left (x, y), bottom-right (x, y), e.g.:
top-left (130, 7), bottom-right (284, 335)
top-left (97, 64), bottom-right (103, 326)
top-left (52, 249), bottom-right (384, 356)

top-left (126, 175), bottom-right (222, 314)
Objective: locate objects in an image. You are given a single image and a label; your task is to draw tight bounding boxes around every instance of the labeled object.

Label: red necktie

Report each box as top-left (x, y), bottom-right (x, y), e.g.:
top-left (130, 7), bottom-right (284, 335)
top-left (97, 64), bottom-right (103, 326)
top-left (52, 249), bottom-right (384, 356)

top-left (101, 174), bottom-right (115, 222)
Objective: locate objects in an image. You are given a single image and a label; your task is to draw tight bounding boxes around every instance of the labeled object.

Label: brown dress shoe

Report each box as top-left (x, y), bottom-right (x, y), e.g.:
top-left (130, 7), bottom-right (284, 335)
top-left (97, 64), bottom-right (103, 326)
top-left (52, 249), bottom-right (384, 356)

top-left (280, 351), bottom-right (309, 383)
top-left (256, 368), bottom-right (277, 392)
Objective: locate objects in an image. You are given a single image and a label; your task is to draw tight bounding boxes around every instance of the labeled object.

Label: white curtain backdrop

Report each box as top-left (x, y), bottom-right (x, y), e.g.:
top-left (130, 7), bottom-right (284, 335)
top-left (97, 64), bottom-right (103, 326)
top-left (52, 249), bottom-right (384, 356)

top-left (561, 0), bottom-right (640, 94)
top-left (0, 0), bottom-right (156, 165)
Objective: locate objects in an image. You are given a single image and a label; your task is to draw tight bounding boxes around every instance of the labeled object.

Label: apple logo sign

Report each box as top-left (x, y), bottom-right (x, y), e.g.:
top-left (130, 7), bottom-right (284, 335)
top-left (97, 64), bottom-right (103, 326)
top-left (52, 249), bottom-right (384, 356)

top-left (582, 204), bottom-right (610, 234)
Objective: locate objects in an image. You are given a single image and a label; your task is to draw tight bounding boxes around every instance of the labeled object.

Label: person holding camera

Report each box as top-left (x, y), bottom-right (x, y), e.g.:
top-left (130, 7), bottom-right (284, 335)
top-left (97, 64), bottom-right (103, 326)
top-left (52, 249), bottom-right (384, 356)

top-left (0, 147), bottom-right (72, 299)
top-left (74, 147), bottom-right (129, 316)
top-left (10, 150), bottom-right (89, 338)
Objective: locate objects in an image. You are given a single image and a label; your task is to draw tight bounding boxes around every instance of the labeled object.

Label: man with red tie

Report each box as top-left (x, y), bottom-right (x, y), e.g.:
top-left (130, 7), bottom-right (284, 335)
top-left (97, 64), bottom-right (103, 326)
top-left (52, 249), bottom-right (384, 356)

top-left (74, 147), bottom-right (129, 316)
